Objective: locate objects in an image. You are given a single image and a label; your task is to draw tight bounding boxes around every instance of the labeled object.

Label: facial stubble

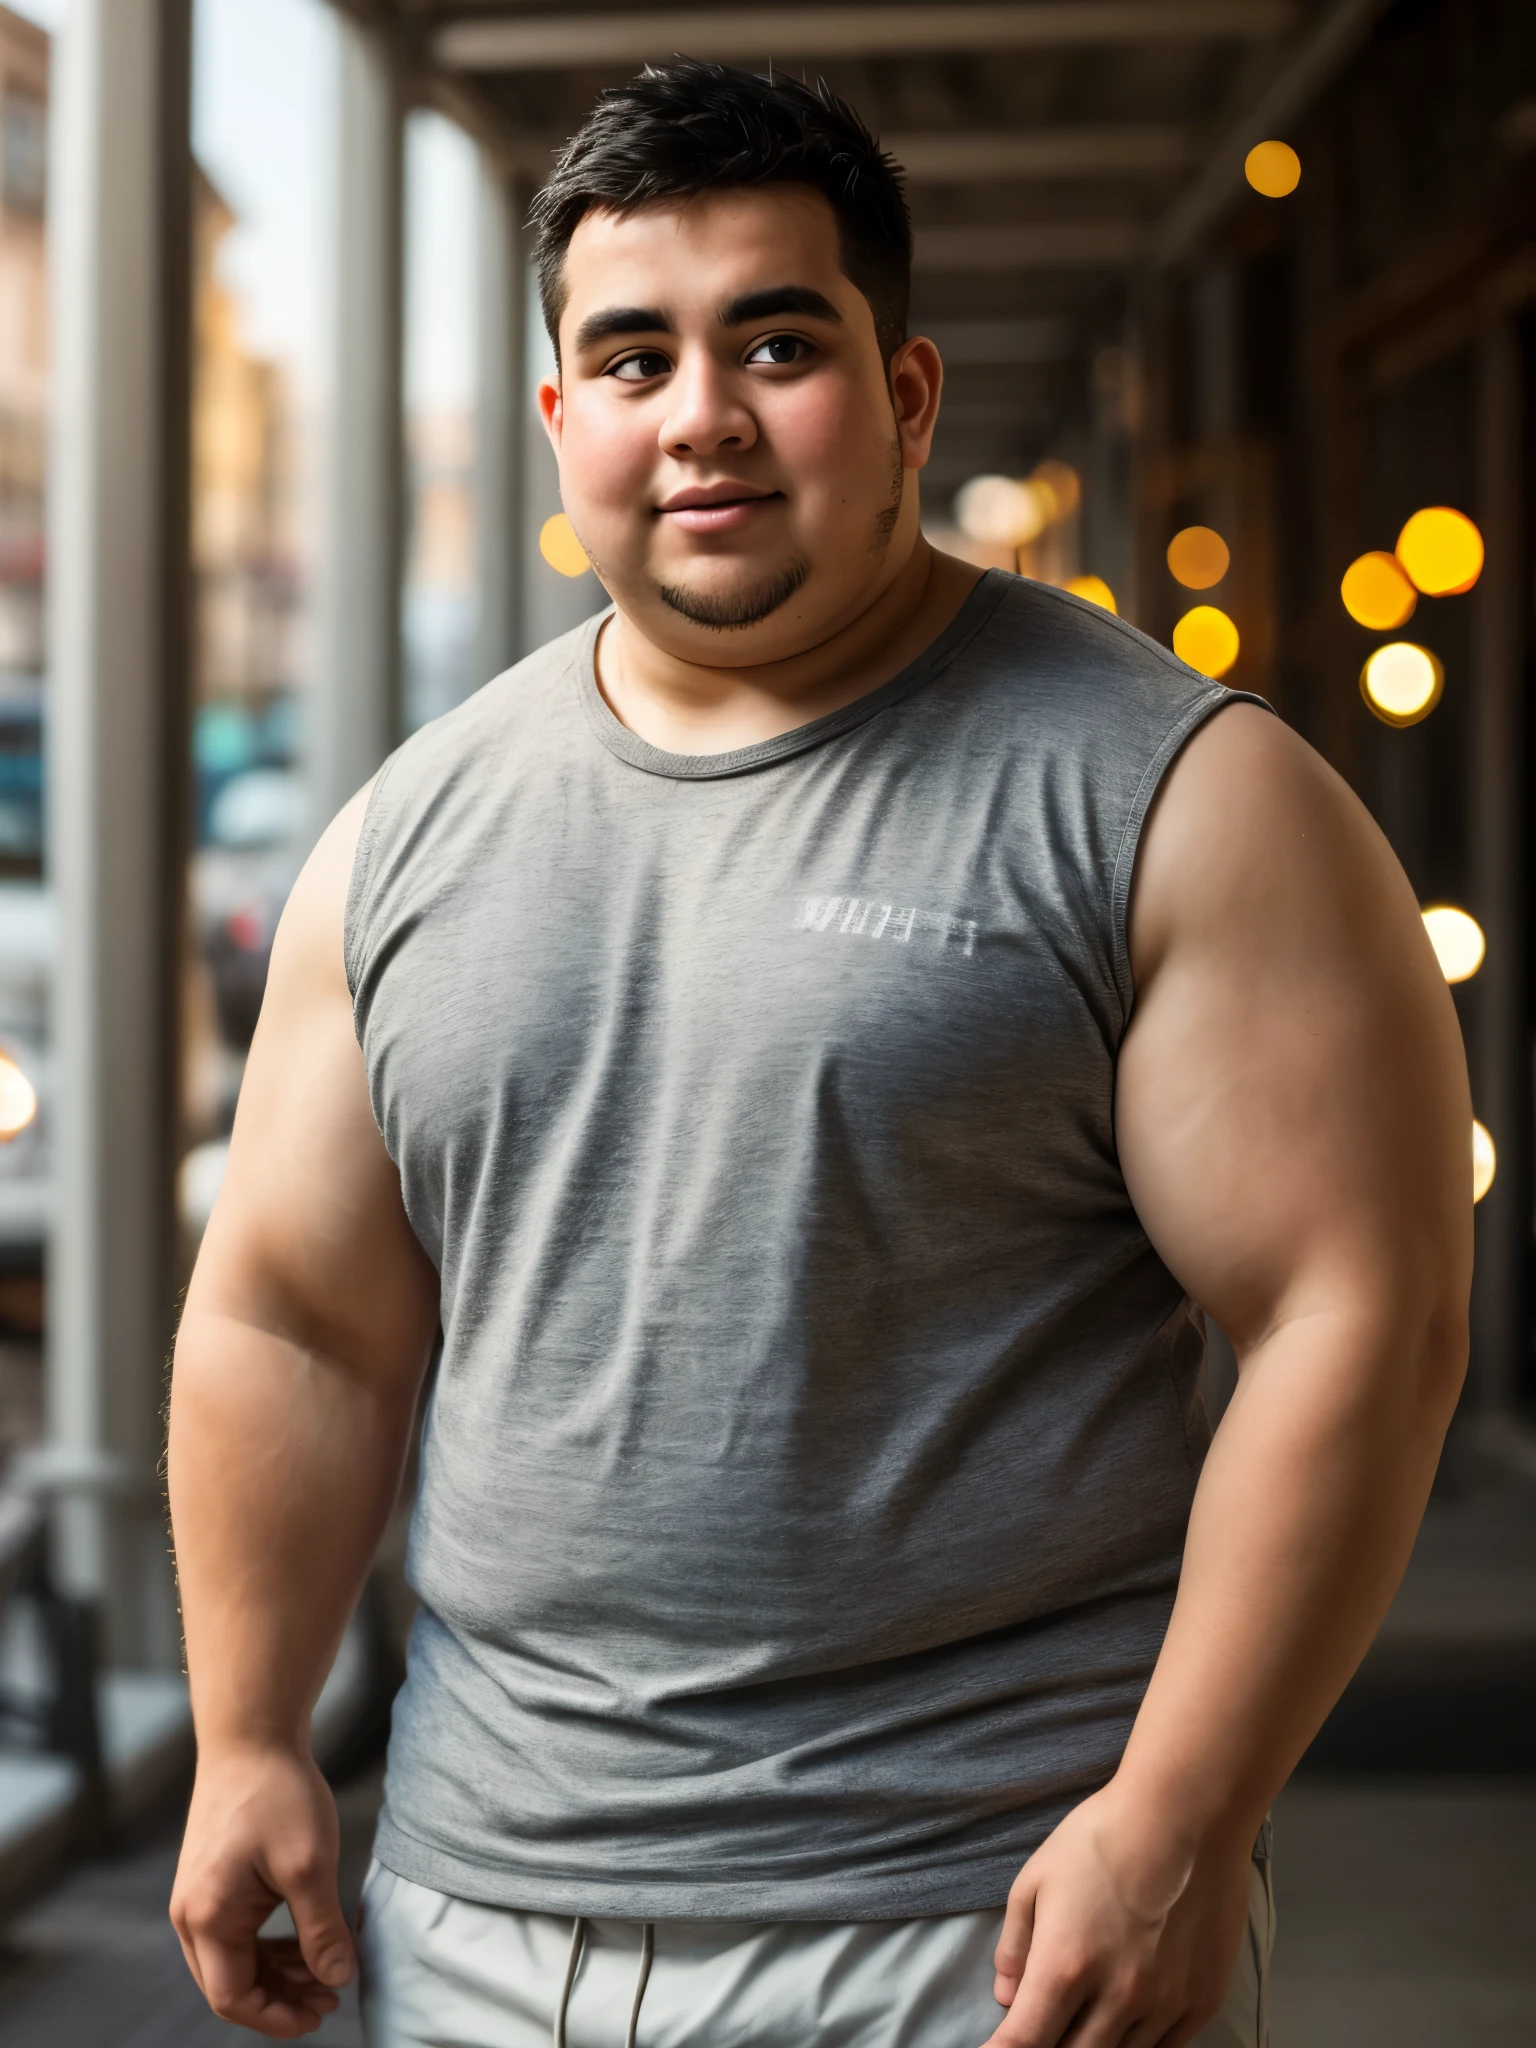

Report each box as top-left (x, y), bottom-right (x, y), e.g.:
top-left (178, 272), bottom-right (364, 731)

top-left (652, 437), bottom-right (906, 632)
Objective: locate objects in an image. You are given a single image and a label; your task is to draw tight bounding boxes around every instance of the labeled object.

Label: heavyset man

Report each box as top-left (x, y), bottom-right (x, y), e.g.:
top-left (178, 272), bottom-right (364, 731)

top-left (168, 63), bottom-right (1470, 2048)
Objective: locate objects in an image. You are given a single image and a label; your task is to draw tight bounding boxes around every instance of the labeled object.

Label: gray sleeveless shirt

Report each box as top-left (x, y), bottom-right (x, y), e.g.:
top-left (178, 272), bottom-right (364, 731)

top-left (348, 570), bottom-right (1246, 1920)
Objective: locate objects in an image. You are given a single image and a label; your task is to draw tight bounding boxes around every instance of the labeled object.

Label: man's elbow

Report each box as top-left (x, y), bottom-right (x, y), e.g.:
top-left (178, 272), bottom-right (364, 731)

top-left (1414, 1303), bottom-right (1469, 1426)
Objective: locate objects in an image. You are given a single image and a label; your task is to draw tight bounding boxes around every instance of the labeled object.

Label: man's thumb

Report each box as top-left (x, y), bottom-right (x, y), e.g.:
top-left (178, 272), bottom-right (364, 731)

top-left (290, 1878), bottom-right (355, 1988)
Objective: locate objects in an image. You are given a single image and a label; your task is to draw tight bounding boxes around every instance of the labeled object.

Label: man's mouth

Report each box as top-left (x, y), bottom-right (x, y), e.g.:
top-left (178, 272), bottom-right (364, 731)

top-left (656, 483), bottom-right (783, 534)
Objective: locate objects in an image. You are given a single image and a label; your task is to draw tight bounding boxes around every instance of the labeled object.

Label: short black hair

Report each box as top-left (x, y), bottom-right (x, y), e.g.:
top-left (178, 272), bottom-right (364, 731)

top-left (530, 59), bottom-right (911, 368)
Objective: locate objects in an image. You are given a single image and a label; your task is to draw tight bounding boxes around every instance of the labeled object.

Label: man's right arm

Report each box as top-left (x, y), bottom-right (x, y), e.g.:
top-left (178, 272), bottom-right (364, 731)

top-left (168, 788), bottom-right (440, 2039)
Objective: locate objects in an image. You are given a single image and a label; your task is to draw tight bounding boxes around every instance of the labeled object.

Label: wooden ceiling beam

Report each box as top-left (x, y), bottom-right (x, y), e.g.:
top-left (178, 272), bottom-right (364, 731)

top-left (433, 3), bottom-right (1295, 74)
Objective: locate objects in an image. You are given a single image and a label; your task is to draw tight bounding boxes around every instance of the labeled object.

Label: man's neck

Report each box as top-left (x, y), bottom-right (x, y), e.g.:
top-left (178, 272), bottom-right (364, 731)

top-left (593, 538), bottom-right (984, 757)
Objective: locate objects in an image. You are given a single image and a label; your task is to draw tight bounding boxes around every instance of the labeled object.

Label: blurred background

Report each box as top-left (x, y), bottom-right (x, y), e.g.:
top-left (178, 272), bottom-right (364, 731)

top-left (0, 1), bottom-right (1530, 2041)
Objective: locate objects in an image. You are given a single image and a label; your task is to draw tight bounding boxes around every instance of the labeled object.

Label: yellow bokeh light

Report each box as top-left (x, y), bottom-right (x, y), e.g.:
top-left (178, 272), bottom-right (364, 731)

top-left (1473, 1119), bottom-right (1496, 1205)
top-left (539, 512), bottom-right (591, 578)
top-left (955, 474), bottom-right (1049, 547)
top-left (1340, 551), bottom-right (1417, 631)
top-left (1031, 459), bottom-right (1081, 522)
top-left (1172, 605), bottom-right (1240, 679)
top-left (1360, 641), bottom-right (1442, 726)
top-left (0, 1052), bottom-right (37, 1141)
top-left (1421, 905), bottom-right (1485, 983)
top-left (1065, 574), bottom-right (1117, 614)
top-left (1245, 140), bottom-right (1301, 198)
top-left (1395, 506), bottom-right (1483, 596)
top-left (1166, 526), bottom-right (1230, 590)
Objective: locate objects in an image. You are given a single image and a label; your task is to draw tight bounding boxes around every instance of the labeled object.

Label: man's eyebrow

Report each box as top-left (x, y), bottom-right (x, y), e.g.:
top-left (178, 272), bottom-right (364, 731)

top-left (719, 286), bottom-right (843, 328)
top-left (572, 304), bottom-right (672, 352)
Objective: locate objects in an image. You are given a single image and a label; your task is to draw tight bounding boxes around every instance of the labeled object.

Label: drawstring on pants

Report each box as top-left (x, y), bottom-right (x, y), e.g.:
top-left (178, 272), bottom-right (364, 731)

top-left (554, 1918), bottom-right (586, 2048)
top-left (553, 1916), bottom-right (655, 2048)
top-left (626, 1922), bottom-right (655, 2048)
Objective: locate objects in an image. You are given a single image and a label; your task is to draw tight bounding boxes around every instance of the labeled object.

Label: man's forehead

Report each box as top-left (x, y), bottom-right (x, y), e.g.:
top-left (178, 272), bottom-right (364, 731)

top-left (562, 186), bottom-right (845, 298)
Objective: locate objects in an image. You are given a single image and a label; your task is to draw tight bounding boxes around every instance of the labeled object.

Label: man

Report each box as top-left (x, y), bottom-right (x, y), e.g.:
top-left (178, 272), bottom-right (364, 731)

top-left (168, 61), bottom-right (1470, 2048)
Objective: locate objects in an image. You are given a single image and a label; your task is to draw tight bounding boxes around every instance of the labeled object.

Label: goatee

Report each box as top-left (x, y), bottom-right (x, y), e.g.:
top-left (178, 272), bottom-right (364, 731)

top-left (655, 558), bottom-right (809, 630)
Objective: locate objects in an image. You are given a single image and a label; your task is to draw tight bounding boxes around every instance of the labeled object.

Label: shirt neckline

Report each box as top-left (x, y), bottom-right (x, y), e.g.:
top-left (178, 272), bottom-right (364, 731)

top-left (571, 569), bottom-right (1011, 781)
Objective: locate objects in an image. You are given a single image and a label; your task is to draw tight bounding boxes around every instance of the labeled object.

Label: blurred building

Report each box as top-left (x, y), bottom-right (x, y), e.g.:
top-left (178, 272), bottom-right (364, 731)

top-left (0, 6), bottom-right (47, 883)
top-left (402, 400), bottom-right (476, 729)
top-left (191, 167), bottom-right (304, 709)
top-left (0, 6), bottom-right (45, 680)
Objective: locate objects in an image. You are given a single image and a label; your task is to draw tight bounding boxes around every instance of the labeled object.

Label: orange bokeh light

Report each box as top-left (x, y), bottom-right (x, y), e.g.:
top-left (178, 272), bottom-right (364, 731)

top-left (1166, 526), bottom-right (1230, 590)
top-left (1065, 575), bottom-right (1116, 614)
top-left (1340, 551), bottom-right (1417, 631)
top-left (1173, 605), bottom-right (1240, 679)
top-left (1395, 507), bottom-right (1483, 597)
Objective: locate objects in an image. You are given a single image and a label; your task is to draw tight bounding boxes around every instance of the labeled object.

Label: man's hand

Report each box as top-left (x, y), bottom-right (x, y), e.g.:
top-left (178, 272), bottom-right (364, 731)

top-left (170, 1745), bottom-right (354, 2039)
top-left (984, 1783), bottom-right (1252, 2048)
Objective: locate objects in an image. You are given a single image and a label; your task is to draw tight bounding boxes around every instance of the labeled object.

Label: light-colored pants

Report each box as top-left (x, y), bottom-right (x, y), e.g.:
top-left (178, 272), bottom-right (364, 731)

top-left (358, 1854), bottom-right (1273, 2047)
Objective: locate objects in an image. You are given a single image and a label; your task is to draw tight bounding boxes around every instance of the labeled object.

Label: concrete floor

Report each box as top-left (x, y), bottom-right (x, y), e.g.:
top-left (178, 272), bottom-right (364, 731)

top-left (0, 1773), bottom-right (1531, 2044)
top-left (1270, 1780), bottom-right (1536, 2047)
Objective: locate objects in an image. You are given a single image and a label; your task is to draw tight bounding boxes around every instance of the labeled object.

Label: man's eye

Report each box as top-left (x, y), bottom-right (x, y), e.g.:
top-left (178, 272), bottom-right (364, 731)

top-left (746, 335), bottom-right (810, 366)
top-left (610, 352), bottom-right (671, 381)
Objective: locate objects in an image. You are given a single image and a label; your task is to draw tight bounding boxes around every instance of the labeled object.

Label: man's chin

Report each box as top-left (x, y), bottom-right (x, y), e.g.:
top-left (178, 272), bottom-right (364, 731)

top-left (652, 557), bottom-right (809, 632)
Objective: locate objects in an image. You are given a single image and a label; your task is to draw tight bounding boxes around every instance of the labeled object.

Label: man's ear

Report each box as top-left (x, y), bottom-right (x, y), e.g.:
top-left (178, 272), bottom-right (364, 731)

top-left (888, 337), bottom-right (943, 470)
top-left (537, 376), bottom-right (563, 452)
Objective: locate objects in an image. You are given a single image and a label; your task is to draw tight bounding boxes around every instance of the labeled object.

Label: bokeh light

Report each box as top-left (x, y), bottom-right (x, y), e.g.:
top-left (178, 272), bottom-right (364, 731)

top-left (1421, 905), bottom-right (1485, 983)
top-left (1031, 459), bottom-right (1081, 522)
top-left (1395, 507), bottom-right (1484, 596)
top-left (1340, 551), bottom-right (1417, 630)
top-left (1166, 525), bottom-right (1230, 589)
top-left (1245, 140), bottom-right (1301, 197)
top-left (1473, 1119), bottom-right (1496, 1205)
top-left (539, 512), bottom-right (591, 578)
top-left (0, 1052), bottom-right (37, 1141)
top-left (955, 474), bottom-right (1049, 547)
top-left (1065, 574), bottom-right (1117, 613)
top-left (1172, 605), bottom-right (1240, 679)
top-left (1360, 642), bottom-right (1442, 726)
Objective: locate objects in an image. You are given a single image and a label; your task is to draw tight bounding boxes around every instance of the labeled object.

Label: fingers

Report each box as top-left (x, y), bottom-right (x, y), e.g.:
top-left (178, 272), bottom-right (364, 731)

top-left (979, 1960), bottom-right (1088, 2048)
top-left (286, 1859), bottom-right (358, 1991)
top-left (179, 1919), bottom-right (339, 2039)
top-left (199, 1926), bottom-right (341, 2035)
top-left (980, 1963), bottom-right (1203, 2048)
top-left (993, 1871), bottom-right (1037, 2006)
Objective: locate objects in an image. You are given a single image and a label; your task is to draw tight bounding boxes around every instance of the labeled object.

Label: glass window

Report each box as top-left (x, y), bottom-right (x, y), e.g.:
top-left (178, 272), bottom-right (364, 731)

top-left (184, 0), bottom-right (334, 1193)
top-left (402, 110), bottom-right (478, 732)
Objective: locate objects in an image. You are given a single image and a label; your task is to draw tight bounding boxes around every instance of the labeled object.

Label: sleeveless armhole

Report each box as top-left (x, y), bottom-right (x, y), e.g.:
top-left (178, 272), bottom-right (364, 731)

top-left (1108, 683), bottom-right (1274, 1031)
top-left (343, 747), bottom-right (404, 1021)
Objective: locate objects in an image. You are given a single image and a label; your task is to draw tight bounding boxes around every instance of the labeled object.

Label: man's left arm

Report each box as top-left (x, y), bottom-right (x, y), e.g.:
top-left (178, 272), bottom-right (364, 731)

top-left (986, 703), bottom-right (1472, 2048)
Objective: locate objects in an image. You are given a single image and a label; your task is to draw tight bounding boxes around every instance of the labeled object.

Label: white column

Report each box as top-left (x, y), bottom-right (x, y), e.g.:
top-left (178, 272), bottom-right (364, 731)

top-left (311, 15), bottom-right (405, 833)
top-left (44, 0), bottom-right (192, 1667)
top-left (470, 164), bottom-right (531, 685)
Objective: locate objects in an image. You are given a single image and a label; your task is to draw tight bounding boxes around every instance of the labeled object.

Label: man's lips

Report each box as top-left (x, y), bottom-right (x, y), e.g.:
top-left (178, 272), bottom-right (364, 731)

top-left (656, 483), bottom-right (783, 534)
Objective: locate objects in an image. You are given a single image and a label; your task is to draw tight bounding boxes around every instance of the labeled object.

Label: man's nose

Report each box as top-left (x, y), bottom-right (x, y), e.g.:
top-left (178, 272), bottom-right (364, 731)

top-left (659, 354), bottom-right (758, 459)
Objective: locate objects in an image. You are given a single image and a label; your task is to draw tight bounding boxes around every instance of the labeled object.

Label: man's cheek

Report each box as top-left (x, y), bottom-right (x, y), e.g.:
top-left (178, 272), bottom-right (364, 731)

top-left (561, 411), bottom-right (656, 522)
top-left (766, 386), bottom-right (873, 485)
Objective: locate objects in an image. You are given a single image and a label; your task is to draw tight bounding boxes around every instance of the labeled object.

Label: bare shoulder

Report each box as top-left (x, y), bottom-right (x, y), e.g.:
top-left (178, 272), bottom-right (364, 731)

top-left (261, 781), bottom-right (376, 1012)
top-left (1128, 700), bottom-right (1406, 981)
top-left (1116, 698), bottom-right (1470, 1340)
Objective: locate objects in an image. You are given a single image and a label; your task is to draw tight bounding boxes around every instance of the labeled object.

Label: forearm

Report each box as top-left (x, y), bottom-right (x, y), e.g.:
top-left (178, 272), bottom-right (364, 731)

top-left (169, 1305), bottom-right (420, 1756)
top-left (1112, 1301), bottom-right (1464, 1852)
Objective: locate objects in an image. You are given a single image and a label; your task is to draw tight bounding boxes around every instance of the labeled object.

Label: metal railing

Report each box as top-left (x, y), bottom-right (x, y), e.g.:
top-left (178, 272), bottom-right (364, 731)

top-left (0, 1483), bottom-right (107, 1852)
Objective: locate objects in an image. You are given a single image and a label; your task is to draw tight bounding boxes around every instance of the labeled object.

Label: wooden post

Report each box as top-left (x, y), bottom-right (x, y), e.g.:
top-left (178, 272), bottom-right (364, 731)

top-left (1468, 315), bottom-right (1525, 1417)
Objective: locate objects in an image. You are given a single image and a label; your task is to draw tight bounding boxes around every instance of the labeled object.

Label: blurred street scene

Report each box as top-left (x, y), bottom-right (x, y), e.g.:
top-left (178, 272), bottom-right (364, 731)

top-left (0, 1), bottom-right (1531, 2041)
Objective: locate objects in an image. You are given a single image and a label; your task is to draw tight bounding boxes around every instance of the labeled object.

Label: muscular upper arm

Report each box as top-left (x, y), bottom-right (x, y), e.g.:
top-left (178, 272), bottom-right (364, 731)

top-left (1118, 704), bottom-right (1471, 1361)
top-left (182, 786), bottom-right (439, 1394)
